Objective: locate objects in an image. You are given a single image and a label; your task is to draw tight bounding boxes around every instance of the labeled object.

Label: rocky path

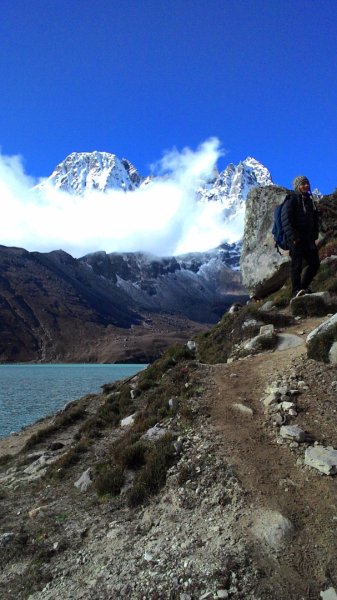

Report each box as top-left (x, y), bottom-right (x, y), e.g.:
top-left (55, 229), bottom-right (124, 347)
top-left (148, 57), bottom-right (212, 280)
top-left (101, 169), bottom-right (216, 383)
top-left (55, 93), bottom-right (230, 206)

top-left (1, 315), bottom-right (337, 599)
top-left (203, 336), bottom-right (337, 599)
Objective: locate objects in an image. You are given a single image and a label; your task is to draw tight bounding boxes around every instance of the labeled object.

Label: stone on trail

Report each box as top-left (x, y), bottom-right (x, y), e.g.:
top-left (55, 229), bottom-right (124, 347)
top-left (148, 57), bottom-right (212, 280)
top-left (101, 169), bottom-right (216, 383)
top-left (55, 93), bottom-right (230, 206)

top-left (306, 313), bottom-right (337, 363)
top-left (252, 509), bottom-right (294, 549)
top-left (244, 330), bottom-right (277, 353)
top-left (291, 291), bottom-right (332, 317)
top-left (231, 403), bottom-right (254, 416)
top-left (276, 333), bottom-right (303, 351)
top-left (259, 324), bottom-right (274, 335)
top-left (279, 425), bottom-right (308, 442)
top-left (305, 446), bottom-right (337, 475)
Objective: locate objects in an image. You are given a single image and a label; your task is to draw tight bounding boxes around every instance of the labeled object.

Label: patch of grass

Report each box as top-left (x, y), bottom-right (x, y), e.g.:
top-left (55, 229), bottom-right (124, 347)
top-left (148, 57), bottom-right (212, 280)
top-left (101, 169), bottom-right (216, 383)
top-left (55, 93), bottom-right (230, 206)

top-left (94, 464), bottom-right (124, 496)
top-left (112, 434), bottom-right (147, 470)
top-left (22, 396), bottom-right (91, 452)
top-left (127, 433), bottom-right (175, 507)
top-left (0, 453), bottom-right (12, 467)
top-left (137, 344), bottom-right (195, 392)
top-left (47, 439), bottom-right (89, 478)
top-left (196, 310), bottom-right (248, 364)
top-left (266, 284), bottom-right (292, 308)
top-left (311, 262), bottom-right (337, 294)
top-left (196, 304), bottom-right (295, 364)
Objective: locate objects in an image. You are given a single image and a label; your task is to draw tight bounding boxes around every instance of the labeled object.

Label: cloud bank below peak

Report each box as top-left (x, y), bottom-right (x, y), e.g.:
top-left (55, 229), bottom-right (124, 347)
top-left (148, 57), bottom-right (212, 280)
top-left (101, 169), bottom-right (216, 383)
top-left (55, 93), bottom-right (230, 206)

top-left (0, 138), bottom-right (251, 258)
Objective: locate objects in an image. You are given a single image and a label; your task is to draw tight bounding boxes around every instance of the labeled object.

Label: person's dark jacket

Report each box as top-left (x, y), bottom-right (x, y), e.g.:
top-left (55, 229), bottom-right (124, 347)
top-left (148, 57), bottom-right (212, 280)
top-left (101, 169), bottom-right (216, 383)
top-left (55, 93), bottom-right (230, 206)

top-left (281, 192), bottom-right (319, 247)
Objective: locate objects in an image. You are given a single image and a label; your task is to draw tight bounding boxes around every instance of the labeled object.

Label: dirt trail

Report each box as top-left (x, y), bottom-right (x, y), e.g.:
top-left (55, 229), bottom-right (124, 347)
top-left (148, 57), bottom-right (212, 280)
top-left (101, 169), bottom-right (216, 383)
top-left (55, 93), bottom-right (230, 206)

top-left (201, 337), bottom-right (337, 599)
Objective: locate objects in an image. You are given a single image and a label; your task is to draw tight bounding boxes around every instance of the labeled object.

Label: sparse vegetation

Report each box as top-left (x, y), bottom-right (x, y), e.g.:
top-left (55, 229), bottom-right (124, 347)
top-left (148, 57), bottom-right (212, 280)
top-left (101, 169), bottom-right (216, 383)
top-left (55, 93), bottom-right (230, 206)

top-left (22, 396), bottom-right (92, 452)
top-left (94, 464), bottom-right (124, 496)
top-left (126, 433), bottom-right (175, 507)
top-left (47, 439), bottom-right (90, 478)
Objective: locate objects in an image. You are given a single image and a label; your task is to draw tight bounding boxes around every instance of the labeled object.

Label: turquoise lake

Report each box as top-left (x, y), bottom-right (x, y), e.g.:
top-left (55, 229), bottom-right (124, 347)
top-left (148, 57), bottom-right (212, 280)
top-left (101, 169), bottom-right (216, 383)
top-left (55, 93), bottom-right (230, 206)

top-left (0, 364), bottom-right (147, 438)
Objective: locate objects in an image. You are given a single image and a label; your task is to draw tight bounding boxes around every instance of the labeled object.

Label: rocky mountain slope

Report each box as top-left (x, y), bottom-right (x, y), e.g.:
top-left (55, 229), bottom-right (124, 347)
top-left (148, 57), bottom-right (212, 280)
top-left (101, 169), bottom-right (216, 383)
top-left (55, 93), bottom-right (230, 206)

top-left (1, 186), bottom-right (337, 598)
top-left (1, 299), bottom-right (337, 599)
top-left (0, 244), bottom-right (245, 363)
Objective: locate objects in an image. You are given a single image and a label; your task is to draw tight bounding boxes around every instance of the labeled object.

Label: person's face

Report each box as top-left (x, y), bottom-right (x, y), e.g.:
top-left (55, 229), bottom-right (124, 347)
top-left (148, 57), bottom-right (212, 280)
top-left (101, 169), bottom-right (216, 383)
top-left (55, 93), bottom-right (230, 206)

top-left (298, 181), bottom-right (310, 193)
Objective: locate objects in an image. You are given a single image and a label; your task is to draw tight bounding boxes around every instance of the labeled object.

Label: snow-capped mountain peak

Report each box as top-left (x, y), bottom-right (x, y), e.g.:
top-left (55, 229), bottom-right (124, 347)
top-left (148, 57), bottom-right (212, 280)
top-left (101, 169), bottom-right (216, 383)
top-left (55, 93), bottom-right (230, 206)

top-left (37, 151), bottom-right (144, 194)
top-left (196, 156), bottom-right (273, 226)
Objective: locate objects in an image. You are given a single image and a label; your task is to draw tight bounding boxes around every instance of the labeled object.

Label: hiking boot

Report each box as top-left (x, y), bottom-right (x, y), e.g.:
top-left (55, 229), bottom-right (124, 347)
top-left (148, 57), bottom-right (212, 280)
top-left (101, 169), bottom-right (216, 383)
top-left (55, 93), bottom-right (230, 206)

top-left (295, 289), bottom-right (306, 297)
top-left (304, 288), bottom-right (313, 294)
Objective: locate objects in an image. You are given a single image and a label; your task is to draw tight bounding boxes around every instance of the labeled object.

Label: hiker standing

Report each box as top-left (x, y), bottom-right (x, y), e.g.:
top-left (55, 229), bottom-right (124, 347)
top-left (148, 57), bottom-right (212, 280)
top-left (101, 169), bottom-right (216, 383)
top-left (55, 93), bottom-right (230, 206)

top-left (281, 175), bottom-right (320, 298)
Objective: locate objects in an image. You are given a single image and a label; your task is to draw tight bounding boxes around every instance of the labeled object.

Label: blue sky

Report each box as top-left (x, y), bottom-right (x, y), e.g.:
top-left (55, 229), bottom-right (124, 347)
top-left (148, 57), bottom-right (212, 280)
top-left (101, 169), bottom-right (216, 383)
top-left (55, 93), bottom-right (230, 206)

top-left (0, 0), bottom-right (336, 194)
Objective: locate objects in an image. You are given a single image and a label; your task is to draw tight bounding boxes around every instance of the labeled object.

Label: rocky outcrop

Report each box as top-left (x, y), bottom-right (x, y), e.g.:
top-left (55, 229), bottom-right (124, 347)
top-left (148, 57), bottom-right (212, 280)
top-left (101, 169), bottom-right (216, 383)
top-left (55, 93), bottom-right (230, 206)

top-left (290, 291), bottom-right (337, 317)
top-left (306, 313), bottom-right (337, 363)
top-left (240, 185), bottom-right (290, 298)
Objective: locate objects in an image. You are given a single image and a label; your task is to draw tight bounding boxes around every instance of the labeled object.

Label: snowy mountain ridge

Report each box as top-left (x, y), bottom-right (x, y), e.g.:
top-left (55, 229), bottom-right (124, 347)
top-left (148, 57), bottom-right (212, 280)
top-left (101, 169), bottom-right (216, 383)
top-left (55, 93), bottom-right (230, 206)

top-left (37, 151), bottom-right (144, 194)
top-left (38, 151), bottom-right (273, 206)
top-left (36, 151), bottom-right (273, 268)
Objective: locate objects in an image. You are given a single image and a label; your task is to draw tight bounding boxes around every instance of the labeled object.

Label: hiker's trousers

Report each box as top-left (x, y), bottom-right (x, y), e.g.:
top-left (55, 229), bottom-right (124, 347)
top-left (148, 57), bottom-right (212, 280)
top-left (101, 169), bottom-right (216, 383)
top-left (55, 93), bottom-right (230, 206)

top-left (289, 242), bottom-right (320, 295)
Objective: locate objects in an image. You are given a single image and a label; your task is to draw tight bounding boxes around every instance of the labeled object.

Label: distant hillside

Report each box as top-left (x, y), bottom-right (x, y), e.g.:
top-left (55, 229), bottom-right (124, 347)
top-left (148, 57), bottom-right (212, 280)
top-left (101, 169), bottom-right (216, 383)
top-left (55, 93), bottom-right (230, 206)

top-left (0, 245), bottom-right (246, 363)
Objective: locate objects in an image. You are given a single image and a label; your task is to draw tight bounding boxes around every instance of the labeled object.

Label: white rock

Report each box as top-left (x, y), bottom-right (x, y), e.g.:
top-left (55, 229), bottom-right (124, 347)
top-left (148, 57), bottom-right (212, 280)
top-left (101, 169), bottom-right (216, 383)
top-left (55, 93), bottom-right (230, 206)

top-left (307, 313), bottom-right (337, 345)
top-left (305, 446), bottom-right (337, 475)
top-left (187, 340), bottom-right (197, 351)
top-left (260, 301), bottom-right (275, 312)
top-left (74, 468), bottom-right (92, 492)
top-left (244, 330), bottom-right (276, 352)
top-left (252, 509), bottom-right (294, 548)
top-left (23, 453), bottom-right (50, 475)
top-left (320, 587), bottom-right (337, 600)
top-left (144, 551), bottom-right (154, 562)
top-left (143, 424), bottom-right (168, 440)
top-left (276, 333), bottom-right (303, 351)
top-left (232, 403), bottom-right (253, 416)
top-left (259, 324), bottom-right (274, 335)
top-left (329, 341), bottom-right (337, 364)
top-left (263, 392), bottom-right (279, 407)
top-left (280, 401), bottom-right (295, 411)
top-left (280, 425), bottom-right (307, 442)
top-left (120, 413), bottom-right (136, 427)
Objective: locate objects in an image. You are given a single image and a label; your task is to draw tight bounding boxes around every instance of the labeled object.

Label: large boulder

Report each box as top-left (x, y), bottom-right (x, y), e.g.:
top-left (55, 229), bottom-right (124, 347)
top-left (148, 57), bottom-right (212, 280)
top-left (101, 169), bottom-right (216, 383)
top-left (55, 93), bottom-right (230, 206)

top-left (290, 291), bottom-right (337, 317)
top-left (306, 313), bottom-right (337, 362)
top-left (240, 185), bottom-right (290, 298)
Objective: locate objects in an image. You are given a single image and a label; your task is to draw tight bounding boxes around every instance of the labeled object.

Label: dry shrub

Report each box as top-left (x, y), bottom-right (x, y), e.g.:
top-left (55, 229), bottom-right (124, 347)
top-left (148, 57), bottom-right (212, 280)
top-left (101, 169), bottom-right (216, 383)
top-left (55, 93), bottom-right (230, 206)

top-left (127, 433), bottom-right (175, 507)
top-left (94, 465), bottom-right (124, 496)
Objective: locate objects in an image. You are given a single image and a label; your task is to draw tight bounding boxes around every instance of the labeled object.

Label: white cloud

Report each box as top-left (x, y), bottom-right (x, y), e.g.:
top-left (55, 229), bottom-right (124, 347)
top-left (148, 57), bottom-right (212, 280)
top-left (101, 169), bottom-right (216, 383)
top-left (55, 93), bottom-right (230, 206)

top-left (0, 139), bottom-right (241, 258)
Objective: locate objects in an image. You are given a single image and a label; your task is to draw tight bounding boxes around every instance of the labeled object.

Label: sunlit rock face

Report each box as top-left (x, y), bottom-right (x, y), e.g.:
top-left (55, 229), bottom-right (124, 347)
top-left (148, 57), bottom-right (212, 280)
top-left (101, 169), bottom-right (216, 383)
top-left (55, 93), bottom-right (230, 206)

top-left (240, 185), bottom-right (291, 298)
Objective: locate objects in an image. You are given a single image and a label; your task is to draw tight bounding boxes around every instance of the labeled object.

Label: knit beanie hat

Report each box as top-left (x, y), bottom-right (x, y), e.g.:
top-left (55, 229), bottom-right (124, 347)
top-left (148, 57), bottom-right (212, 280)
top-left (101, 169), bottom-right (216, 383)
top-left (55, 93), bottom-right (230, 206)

top-left (293, 175), bottom-right (310, 191)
